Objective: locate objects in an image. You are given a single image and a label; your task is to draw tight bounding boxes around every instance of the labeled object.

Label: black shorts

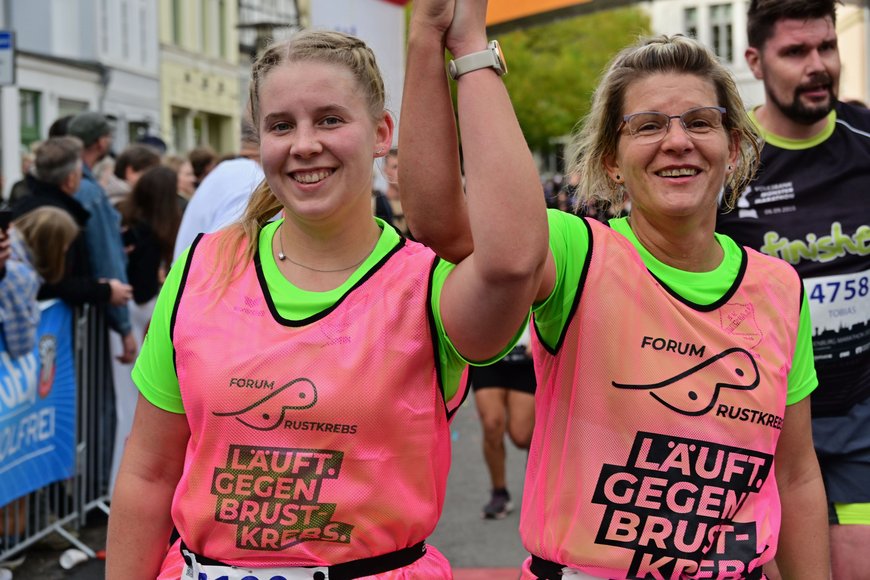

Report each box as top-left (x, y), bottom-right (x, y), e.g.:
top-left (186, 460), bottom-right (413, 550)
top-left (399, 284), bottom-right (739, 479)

top-left (813, 395), bottom-right (870, 507)
top-left (470, 353), bottom-right (536, 395)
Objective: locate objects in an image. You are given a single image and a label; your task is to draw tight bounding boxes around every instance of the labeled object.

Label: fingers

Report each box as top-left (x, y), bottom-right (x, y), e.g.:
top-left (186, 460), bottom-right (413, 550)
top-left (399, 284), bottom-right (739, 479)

top-left (109, 279), bottom-right (134, 306)
top-left (410, 0), bottom-right (455, 37)
top-left (117, 333), bottom-right (138, 363)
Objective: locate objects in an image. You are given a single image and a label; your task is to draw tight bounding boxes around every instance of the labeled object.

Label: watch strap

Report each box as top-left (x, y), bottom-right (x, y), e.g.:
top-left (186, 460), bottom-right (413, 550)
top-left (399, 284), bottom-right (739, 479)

top-left (448, 41), bottom-right (505, 80)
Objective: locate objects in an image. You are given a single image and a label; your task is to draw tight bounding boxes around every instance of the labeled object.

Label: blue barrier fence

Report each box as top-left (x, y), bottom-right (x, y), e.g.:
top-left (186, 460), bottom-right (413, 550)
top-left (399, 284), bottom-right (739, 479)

top-left (0, 303), bottom-right (113, 562)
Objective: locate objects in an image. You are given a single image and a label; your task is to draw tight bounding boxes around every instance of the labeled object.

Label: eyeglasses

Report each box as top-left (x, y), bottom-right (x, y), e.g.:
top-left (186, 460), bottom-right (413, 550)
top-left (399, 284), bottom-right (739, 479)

top-left (619, 106), bottom-right (727, 143)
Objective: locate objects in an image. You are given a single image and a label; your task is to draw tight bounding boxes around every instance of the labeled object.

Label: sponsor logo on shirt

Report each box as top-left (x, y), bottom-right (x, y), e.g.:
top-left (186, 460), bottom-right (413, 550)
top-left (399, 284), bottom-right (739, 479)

top-left (215, 378), bottom-right (359, 435)
top-left (759, 221), bottom-right (870, 265)
top-left (612, 347), bottom-right (760, 417)
top-left (613, 339), bottom-right (783, 430)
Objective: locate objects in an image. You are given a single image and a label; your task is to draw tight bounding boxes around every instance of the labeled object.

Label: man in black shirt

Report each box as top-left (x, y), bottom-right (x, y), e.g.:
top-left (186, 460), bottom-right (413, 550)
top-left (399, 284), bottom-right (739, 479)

top-left (717, 2), bottom-right (870, 576)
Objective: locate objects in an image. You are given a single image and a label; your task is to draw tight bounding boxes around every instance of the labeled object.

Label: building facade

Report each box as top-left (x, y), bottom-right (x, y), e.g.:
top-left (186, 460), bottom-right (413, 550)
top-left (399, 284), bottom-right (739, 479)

top-left (236, 0), bottom-right (301, 119)
top-left (1, 0), bottom-right (161, 193)
top-left (159, 0), bottom-right (240, 155)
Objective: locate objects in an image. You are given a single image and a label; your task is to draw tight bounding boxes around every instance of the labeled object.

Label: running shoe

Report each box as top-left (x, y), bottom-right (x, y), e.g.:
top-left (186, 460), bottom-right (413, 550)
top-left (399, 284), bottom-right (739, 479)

top-left (482, 489), bottom-right (513, 519)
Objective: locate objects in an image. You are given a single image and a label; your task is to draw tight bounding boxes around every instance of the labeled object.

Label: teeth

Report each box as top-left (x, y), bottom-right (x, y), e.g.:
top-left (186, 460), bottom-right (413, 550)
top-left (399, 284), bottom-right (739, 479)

top-left (293, 170), bottom-right (332, 184)
top-left (658, 168), bottom-right (698, 177)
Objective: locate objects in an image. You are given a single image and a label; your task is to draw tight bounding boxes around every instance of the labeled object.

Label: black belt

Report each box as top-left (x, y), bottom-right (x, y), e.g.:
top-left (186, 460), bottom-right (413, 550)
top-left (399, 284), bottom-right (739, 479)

top-left (530, 555), bottom-right (765, 580)
top-left (530, 555), bottom-right (566, 579)
top-left (181, 540), bottom-right (426, 580)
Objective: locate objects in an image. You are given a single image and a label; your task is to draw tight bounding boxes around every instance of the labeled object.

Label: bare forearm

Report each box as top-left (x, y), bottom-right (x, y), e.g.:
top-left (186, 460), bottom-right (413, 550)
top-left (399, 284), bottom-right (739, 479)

top-left (454, 62), bottom-right (547, 281)
top-left (106, 471), bottom-right (177, 579)
top-left (400, 21), bottom-right (471, 262)
top-left (106, 396), bottom-right (189, 579)
top-left (773, 398), bottom-right (830, 579)
top-left (775, 472), bottom-right (830, 579)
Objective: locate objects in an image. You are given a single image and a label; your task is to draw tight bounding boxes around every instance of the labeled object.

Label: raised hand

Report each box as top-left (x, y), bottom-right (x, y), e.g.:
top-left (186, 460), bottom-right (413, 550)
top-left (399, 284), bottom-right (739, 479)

top-left (410, 0), bottom-right (455, 37)
top-left (106, 278), bottom-right (133, 306)
top-left (446, 0), bottom-right (489, 57)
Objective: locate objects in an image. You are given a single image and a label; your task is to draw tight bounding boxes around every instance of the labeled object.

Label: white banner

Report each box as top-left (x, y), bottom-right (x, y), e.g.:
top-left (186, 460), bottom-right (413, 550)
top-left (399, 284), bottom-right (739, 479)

top-left (310, 0), bottom-right (406, 132)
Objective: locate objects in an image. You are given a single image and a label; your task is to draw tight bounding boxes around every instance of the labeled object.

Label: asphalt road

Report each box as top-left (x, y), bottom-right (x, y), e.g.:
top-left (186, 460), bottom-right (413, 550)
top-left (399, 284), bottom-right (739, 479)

top-left (6, 393), bottom-right (531, 579)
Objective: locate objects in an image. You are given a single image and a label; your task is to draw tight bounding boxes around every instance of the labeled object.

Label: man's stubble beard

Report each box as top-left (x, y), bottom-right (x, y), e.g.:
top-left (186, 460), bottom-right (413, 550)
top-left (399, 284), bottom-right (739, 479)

top-left (765, 74), bottom-right (837, 126)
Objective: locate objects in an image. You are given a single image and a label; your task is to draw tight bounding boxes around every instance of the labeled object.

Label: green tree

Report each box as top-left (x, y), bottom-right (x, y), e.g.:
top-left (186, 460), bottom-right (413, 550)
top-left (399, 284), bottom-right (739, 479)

top-left (497, 7), bottom-right (650, 154)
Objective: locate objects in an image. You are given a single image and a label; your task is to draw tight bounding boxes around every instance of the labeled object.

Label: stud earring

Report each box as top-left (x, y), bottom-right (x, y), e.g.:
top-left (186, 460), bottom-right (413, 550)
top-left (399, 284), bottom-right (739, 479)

top-left (376, 148), bottom-right (383, 155)
top-left (727, 164), bottom-right (733, 172)
top-left (615, 174), bottom-right (622, 182)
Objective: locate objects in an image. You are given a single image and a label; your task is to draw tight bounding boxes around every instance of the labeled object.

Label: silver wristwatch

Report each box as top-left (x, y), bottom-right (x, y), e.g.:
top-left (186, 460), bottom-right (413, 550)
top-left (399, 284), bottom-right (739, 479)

top-left (448, 40), bottom-right (507, 80)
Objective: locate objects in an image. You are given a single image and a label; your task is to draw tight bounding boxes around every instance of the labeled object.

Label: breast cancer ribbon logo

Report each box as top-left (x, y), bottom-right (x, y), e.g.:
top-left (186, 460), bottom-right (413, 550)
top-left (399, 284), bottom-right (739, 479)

top-left (213, 378), bottom-right (318, 430)
top-left (612, 348), bottom-right (759, 416)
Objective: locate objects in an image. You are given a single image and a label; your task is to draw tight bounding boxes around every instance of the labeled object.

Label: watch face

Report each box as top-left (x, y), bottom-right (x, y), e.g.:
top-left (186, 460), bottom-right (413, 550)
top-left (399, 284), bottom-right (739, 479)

top-left (491, 40), bottom-right (507, 76)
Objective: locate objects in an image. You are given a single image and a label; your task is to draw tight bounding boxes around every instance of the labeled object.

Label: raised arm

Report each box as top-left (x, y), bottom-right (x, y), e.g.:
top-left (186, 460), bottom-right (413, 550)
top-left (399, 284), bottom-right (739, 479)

top-left (405, 0), bottom-right (548, 362)
top-left (399, 0), bottom-right (472, 262)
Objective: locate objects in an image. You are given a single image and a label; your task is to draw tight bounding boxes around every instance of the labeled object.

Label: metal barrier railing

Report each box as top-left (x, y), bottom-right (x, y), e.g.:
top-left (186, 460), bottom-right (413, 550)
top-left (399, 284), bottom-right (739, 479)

top-left (0, 304), bottom-right (114, 563)
top-left (76, 304), bottom-right (113, 524)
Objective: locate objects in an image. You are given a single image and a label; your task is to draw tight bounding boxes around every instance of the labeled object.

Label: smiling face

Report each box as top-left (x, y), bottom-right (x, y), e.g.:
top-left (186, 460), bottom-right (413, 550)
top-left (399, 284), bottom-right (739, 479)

top-left (257, 60), bottom-right (392, 225)
top-left (605, 73), bottom-right (738, 224)
top-left (748, 16), bottom-right (840, 125)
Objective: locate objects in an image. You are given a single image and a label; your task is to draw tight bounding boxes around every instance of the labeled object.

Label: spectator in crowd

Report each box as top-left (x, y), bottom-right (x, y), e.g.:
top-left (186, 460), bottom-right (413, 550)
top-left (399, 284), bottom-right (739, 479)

top-left (379, 148), bottom-right (411, 237)
top-left (542, 175), bottom-right (568, 212)
top-left (187, 145), bottom-right (217, 189)
top-left (172, 117), bottom-right (264, 262)
top-left (371, 182), bottom-right (395, 227)
top-left (119, 165), bottom-right (182, 307)
top-left (92, 155), bottom-right (119, 191)
top-left (11, 207), bottom-right (80, 285)
top-left (717, 1), bottom-right (870, 577)
top-left (402, 20), bottom-right (829, 578)
top-left (106, 14), bottom-right (546, 577)
top-left (163, 154), bottom-right (197, 210)
top-left (0, 207), bottom-right (80, 358)
top-left (67, 111), bottom-right (137, 363)
top-left (8, 146), bottom-right (37, 205)
top-left (11, 136), bottom-right (132, 309)
top-left (0, 215), bottom-right (36, 359)
top-left (114, 144), bottom-right (161, 188)
top-left (136, 134), bottom-right (168, 155)
top-left (108, 164), bottom-right (182, 495)
top-left (47, 115), bottom-right (73, 139)
top-left (101, 143), bottom-right (161, 207)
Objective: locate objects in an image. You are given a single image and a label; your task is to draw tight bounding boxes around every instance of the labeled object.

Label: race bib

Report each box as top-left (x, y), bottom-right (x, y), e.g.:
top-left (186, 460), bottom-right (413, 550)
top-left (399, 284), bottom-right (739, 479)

top-left (805, 268), bottom-right (870, 362)
top-left (182, 547), bottom-right (330, 580)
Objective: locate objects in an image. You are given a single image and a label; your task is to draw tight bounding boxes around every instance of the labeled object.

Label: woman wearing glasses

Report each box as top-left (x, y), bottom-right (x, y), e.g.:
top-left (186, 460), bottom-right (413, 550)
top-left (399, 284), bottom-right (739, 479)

top-left (401, 30), bottom-right (829, 578)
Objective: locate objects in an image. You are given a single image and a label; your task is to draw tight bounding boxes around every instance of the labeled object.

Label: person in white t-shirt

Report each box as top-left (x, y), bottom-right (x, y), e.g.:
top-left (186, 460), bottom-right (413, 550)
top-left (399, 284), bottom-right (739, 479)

top-left (172, 120), bottom-right (265, 263)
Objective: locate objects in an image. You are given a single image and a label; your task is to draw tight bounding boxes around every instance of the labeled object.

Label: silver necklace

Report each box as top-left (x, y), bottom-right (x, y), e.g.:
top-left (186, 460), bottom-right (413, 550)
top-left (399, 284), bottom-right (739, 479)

top-left (277, 225), bottom-right (373, 273)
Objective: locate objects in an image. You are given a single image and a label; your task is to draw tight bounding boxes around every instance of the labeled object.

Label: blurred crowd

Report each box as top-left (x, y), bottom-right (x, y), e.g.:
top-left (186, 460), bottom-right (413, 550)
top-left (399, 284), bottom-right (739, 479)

top-left (0, 112), bottom-right (230, 364)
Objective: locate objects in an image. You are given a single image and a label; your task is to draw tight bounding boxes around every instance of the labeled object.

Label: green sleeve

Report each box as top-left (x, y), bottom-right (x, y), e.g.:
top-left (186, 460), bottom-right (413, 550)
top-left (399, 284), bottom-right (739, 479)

top-left (786, 292), bottom-right (819, 405)
top-left (130, 247), bottom-right (189, 414)
top-left (533, 209), bottom-right (590, 350)
top-left (429, 259), bottom-right (530, 401)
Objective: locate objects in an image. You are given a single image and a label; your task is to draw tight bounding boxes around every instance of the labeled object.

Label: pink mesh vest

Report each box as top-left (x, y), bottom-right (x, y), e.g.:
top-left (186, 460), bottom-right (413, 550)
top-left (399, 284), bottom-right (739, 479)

top-left (169, 232), bottom-right (454, 568)
top-left (522, 218), bottom-right (802, 579)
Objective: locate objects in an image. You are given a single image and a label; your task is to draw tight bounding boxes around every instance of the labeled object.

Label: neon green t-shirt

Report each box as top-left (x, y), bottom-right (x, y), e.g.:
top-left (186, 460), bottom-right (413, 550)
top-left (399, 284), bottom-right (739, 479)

top-left (133, 219), bottom-right (473, 413)
top-left (534, 211), bottom-right (817, 405)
